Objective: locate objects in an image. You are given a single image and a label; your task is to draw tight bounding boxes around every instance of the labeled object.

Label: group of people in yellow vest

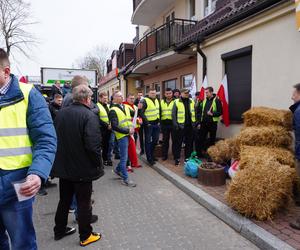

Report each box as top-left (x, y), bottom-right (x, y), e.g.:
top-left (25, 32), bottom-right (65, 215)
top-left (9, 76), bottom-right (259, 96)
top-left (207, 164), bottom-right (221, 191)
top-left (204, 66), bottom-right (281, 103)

top-left (97, 86), bottom-right (223, 178)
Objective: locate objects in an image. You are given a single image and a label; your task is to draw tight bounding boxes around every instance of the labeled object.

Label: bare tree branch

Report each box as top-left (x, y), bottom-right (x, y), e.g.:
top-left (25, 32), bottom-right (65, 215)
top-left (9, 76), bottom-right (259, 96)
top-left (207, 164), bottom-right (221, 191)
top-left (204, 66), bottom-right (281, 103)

top-left (75, 45), bottom-right (112, 79)
top-left (0, 0), bottom-right (38, 58)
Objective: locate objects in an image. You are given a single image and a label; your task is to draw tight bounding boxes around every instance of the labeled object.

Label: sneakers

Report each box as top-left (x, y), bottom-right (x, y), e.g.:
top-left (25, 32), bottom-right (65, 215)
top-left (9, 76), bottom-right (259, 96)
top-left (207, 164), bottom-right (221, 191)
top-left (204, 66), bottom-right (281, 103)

top-left (107, 160), bottom-right (113, 166)
top-left (147, 160), bottom-right (155, 166)
top-left (175, 159), bottom-right (180, 166)
top-left (80, 232), bottom-right (101, 247)
top-left (69, 208), bottom-right (75, 213)
top-left (54, 227), bottom-right (76, 241)
top-left (103, 160), bottom-right (108, 166)
top-left (121, 179), bottom-right (137, 187)
top-left (127, 166), bottom-right (134, 173)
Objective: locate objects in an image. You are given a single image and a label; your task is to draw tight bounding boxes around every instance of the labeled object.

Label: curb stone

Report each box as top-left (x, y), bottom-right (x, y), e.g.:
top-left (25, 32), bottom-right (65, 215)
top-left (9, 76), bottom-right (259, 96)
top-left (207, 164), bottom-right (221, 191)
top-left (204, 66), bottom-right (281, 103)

top-left (139, 156), bottom-right (295, 250)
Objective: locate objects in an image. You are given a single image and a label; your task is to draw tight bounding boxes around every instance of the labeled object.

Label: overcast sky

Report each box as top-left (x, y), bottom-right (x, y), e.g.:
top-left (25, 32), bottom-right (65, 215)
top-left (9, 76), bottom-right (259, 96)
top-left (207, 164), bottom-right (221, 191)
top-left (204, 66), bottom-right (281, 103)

top-left (10, 0), bottom-right (136, 76)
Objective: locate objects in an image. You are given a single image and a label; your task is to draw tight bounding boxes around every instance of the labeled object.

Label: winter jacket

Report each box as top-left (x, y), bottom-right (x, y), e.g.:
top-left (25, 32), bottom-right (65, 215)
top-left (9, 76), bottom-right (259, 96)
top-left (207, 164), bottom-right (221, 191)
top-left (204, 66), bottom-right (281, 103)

top-left (0, 74), bottom-right (57, 182)
top-left (51, 102), bottom-right (104, 181)
top-left (196, 94), bottom-right (222, 124)
top-left (290, 101), bottom-right (300, 160)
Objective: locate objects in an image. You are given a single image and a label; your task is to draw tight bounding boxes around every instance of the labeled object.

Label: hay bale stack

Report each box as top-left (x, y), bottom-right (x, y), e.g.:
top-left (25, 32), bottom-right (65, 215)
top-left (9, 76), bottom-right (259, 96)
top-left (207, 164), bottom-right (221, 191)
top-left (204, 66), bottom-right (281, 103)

top-left (239, 146), bottom-right (295, 169)
top-left (226, 138), bottom-right (240, 160)
top-left (243, 107), bottom-right (292, 130)
top-left (237, 126), bottom-right (292, 149)
top-left (225, 162), bottom-right (296, 220)
top-left (207, 138), bottom-right (240, 164)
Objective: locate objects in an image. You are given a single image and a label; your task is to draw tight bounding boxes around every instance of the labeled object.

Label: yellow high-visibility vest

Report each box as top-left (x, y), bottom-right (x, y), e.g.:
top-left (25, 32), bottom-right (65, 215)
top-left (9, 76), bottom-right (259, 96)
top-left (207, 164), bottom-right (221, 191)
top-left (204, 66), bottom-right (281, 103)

top-left (97, 102), bottom-right (109, 124)
top-left (0, 83), bottom-right (33, 170)
top-left (160, 99), bottom-right (174, 121)
top-left (201, 98), bottom-right (220, 122)
top-left (144, 97), bottom-right (160, 121)
top-left (110, 105), bottom-right (132, 140)
top-left (174, 98), bottom-right (196, 124)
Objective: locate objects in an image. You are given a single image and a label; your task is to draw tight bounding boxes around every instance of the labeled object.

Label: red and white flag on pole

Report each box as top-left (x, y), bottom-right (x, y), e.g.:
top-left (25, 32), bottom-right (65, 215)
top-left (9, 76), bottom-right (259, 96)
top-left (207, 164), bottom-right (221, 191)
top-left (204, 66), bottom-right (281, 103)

top-left (198, 75), bottom-right (208, 101)
top-left (217, 75), bottom-right (230, 127)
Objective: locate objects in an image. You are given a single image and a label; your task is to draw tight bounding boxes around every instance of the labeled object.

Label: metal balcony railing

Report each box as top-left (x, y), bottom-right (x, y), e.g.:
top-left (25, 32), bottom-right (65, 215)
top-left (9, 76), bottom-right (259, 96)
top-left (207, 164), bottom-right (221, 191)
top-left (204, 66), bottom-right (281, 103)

top-left (134, 19), bottom-right (197, 64)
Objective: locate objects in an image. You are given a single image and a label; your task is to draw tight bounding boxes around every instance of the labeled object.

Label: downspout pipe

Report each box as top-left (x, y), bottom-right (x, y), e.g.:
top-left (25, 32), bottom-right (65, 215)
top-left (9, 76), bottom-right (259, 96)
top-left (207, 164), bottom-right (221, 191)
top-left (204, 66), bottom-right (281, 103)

top-left (196, 41), bottom-right (207, 81)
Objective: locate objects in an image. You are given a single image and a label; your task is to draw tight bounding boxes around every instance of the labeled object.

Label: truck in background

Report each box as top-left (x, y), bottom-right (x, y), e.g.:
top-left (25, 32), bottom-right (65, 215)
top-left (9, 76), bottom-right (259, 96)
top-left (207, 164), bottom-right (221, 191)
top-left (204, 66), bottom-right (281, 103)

top-left (40, 67), bottom-right (98, 102)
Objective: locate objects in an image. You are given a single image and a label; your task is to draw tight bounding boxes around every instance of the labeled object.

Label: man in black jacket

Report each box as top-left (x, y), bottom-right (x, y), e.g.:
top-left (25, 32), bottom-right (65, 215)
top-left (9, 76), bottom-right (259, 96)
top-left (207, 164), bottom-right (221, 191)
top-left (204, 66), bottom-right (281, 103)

top-left (196, 87), bottom-right (222, 157)
top-left (97, 92), bottom-right (112, 166)
top-left (49, 93), bottom-right (63, 120)
top-left (52, 85), bottom-right (104, 247)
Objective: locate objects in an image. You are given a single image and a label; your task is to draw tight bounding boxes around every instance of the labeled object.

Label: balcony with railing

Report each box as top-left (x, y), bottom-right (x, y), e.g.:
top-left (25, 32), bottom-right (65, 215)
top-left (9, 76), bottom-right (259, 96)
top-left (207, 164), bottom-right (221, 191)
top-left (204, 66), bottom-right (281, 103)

top-left (134, 19), bottom-right (197, 65)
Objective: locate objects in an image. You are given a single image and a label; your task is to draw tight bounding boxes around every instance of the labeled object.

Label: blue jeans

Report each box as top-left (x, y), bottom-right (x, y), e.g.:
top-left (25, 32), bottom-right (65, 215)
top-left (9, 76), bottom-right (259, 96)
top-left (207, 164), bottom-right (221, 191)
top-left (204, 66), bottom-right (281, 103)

top-left (0, 198), bottom-right (36, 250)
top-left (144, 124), bottom-right (160, 162)
top-left (115, 136), bottom-right (129, 181)
top-left (0, 168), bottom-right (37, 250)
top-left (108, 133), bottom-right (119, 160)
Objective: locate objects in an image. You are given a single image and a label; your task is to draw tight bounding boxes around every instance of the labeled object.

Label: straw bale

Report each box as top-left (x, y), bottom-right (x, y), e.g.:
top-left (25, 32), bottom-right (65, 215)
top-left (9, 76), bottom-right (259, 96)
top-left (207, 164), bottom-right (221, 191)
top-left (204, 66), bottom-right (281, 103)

top-left (243, 107), bottom-right (292, 130)
top-left (225, 162), bottom-right (296, 220)
top-left (239, 146), bottom-right (295, 169)
top-left (237, 126), bottom-right (292, 149)
top-left (207, 138), bottom-right (240, 164)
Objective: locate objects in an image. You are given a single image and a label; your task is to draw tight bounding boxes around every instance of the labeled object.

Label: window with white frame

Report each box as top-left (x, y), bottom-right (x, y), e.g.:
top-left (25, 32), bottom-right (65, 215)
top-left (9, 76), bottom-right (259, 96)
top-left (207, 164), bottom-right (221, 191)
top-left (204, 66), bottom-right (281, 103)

top-left (204, 0), bottom-right (217, 17)
top-left (182, 74), bottom-right (193, 88)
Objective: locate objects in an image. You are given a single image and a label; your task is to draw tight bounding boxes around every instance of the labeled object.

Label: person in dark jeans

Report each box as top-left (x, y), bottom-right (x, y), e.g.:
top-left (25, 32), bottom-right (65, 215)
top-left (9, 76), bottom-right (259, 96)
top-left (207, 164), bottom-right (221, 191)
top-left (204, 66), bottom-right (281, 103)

top-left (139, 89), bottom-right (160, 165)
top-left (97, 92), bottom-right (112, 166)
top-left (52, 85), bottom-right (104, 247)
top-left (160, 88), bottom-right (175, 161)
top-left (172, 88), bottom-right (196, 166)
top-left (196, 87), bottom-right (222, 157)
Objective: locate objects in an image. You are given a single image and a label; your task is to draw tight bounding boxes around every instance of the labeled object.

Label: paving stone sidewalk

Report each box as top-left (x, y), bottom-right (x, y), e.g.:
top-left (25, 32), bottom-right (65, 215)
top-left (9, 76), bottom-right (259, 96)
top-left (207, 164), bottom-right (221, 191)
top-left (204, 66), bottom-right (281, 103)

top-left (33, 163), bottom-right (257, 250)
top-left (158, 157), bottom-right (300, 250)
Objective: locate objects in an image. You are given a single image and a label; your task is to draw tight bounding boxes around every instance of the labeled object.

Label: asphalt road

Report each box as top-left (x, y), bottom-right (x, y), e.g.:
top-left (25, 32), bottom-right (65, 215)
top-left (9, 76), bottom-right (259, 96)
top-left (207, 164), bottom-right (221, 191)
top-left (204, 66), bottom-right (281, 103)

top-left (33, 163), bottom-right (258, 250)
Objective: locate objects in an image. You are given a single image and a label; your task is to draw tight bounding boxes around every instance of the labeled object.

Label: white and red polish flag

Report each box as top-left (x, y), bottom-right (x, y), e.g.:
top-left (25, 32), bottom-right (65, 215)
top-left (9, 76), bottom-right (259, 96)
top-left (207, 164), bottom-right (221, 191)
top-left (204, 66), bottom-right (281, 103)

top-left (217, 75), bottom-right (230, 127)
top-left (198, 75), bottom-right (208, 101)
